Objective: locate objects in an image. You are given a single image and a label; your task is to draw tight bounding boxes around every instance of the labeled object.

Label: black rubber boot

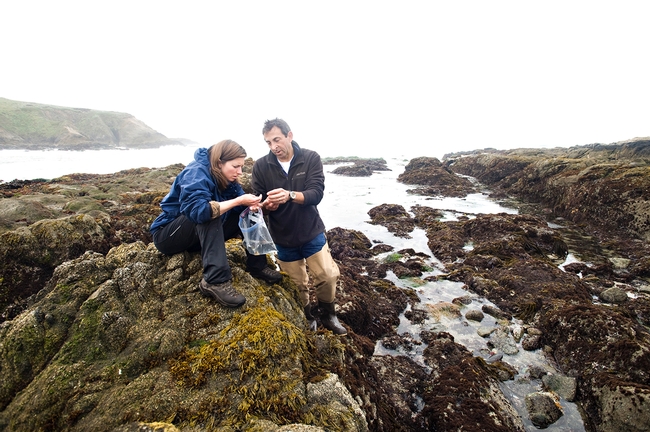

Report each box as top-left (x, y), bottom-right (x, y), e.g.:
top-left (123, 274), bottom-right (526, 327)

top-left (304, 304), bottom-right (318, 332)
top-left (318, 300), bottom-right (347, 335)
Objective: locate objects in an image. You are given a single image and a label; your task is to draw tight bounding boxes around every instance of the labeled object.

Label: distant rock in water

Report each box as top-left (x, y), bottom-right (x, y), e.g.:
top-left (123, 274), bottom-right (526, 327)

top-left (398, 156), bottom-right (476, 197)
top-left (0, 97), bottom-right (187, 150)
top-left (323, 157), bottom-right (390, 177)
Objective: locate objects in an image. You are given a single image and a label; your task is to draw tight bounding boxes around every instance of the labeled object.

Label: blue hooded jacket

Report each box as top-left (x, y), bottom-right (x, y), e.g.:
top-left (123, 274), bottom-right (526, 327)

top-left (149, 147), bottom-right (244, 234)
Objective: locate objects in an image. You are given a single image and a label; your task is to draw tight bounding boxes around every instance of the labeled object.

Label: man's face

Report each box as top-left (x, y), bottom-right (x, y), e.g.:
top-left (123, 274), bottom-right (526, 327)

top-left (264, 126), bottom-right (293, 162)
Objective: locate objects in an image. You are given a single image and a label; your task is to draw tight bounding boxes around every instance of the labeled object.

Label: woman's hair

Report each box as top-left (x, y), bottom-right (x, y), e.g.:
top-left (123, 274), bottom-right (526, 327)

top-left (209, 139), bottom-right (247, 190)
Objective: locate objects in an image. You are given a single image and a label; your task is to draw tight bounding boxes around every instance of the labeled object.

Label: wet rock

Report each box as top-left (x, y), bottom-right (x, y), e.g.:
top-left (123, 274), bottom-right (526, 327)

top-left (370, 243), bottom-right (393, 254)
top-left (485, 358), bottom-right (518, 381)
top-left (404, 307), bottom-right (428, 324)
top-left (380, 333), bottom-right (420, 352)
top-left (528, 365), bottom-right (550, 380)
top-left (489, 326), bottom-right (519, 356)
top-left (482, 304), bottom-right (512, 321)
top-left (407, 159), bottom-right (650, 432)
top-left (599, 287), bottom-right (628, 304)
top-left (589, 374), bottom-right (650, 432)
top-left (0, 165), bottom-right (187, 315)
top-left (539, 302), bottom-right (650, 429)
top-left (306, 373), bottom-right (368, 432)
top-left (542, 373), bottom-right (577, 402)
top-left (388, 259), bottom-right (425, 278)
top-left (452, 295), bottom-right (473, 306)
top-left (4, 145), bottom-right (650, 431)
top-left (525, 391), bottom-right (563, 428)
top-left (327, 227), bottom-right (374, 259)
top-left (397, 157), bottom-right (476, 197)
top-left (365, 355), bottom-right (430, 430)
top-left (478, 326), bottom-right (496, 337)
top-left (328, 158), bottom-right (390, 177)
top-left (563, 262), bottom-right (592, 276)
top-left (421, 332), bottom-right (526, 430)
top-left (465, 309), bottom-right (484, 322)
top-left (609, 257), bottom-right (631, 269)
top-left (411, 204), bottom-right (445, 226)
top-left (631, 256), bottom-right (650, 278)
top-left (521, 334), bottom-right (543, 351)
top-left (526, 326), bottom-right (543, 336)
top-left (511, 324), bottom-right (524, 342)
top-left (367, 204), bottom-right (415, 238)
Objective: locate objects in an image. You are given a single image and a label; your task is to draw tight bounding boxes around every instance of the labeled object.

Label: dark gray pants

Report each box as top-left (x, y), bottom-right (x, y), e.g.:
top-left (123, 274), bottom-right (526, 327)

top-left (152, 213), bottom-right (268, 284)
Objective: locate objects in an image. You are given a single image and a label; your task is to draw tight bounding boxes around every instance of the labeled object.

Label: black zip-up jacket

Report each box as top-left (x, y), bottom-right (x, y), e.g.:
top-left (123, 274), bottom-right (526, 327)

top-left (251, 141), bottom-right (326, 248)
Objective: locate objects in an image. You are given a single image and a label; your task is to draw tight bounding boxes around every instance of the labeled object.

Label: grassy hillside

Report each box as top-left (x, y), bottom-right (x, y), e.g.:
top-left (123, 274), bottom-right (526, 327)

top-left (0, 98), bottom-right (183, 150)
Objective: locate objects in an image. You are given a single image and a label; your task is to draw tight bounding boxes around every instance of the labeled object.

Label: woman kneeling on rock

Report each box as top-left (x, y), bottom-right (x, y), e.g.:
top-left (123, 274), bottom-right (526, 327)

top-left (150, 139), bottom-right (281, 307)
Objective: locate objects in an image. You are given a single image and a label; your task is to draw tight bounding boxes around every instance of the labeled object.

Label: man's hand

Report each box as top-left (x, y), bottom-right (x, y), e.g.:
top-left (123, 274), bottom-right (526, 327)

top-left (266, 188), bottom-right (290, 205)
top-left (262, 198), bottom-right (280, 212)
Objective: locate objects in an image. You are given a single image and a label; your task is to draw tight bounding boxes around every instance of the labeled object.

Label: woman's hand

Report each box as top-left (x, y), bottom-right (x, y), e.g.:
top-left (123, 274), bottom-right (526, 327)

top-left (217, 194), bottom-right (262, 217)
top-left (240, 194), bottom-right (262, 207)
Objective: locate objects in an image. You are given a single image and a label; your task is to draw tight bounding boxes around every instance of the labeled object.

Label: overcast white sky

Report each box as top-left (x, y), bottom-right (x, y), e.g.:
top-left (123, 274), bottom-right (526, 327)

top-left (1, 1), bottom-right (648, 160)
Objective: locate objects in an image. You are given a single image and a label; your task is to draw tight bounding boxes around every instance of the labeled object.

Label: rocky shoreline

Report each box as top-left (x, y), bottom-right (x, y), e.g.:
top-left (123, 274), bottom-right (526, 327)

top-left (1, 141), bottom-right (649, 431)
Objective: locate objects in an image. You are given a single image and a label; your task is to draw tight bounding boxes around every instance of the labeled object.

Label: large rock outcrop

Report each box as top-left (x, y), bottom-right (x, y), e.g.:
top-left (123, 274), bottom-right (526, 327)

top-left (446, 138), bottom-right (650, 241)
top-left (0, 239), bottom-right (367, 431)
top-left (0, 165), bottom-right (184, 315)
top-left (0, 168), bottom-right (529, 431)
top-left (2, 140), bottom-right (650, 431)
top-left (0, 219), bottom-right (525, 431)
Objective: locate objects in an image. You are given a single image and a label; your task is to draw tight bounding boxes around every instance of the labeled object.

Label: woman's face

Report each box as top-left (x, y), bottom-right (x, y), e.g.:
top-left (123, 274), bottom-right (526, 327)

top-left (220, 157), bottom-right (246, 182)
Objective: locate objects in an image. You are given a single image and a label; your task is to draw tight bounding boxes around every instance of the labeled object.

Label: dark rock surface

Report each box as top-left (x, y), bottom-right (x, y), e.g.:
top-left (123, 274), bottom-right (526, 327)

top-left (367, 204), bottom-right (415, 238)
top-left (397, 156), bottom-right (476, 197)
top-left (525, 391), bottom-right (564, 428)
top-left (323, 157), bottom-right (391, 177)
top-left (0, 165), bottom-right (184, 317)
top-left (446, 140), bottom-right (650, 242)
top-left (1, 140), bottom-right (650, 431)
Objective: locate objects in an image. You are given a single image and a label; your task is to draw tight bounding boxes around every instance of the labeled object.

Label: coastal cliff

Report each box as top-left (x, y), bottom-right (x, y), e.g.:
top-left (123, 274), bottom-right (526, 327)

top-left (0, 98), bottom-right (186, 150)
top-left (1, 141), bottom-right (649, 431)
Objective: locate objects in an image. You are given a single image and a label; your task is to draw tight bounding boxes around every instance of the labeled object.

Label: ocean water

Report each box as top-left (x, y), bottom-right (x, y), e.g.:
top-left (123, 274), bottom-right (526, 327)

top-left (0, 146), bottom-right (198, 183)
top-left (0, 147), bottom-right (585, 430)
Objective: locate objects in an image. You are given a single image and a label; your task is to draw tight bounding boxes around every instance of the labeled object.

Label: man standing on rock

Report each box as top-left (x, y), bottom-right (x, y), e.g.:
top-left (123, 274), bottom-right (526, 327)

top-left (252, 118), bottom-right (347, 335)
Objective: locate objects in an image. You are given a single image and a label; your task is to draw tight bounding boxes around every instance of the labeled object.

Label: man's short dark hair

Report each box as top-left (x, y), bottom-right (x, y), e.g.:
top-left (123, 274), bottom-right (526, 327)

top-left (263, 118), bottom-right (291, 137)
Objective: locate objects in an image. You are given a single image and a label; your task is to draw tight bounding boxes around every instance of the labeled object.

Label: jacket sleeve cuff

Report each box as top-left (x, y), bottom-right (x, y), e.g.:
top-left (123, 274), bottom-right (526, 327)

top-left (210, 201), bottom-right (221, 219)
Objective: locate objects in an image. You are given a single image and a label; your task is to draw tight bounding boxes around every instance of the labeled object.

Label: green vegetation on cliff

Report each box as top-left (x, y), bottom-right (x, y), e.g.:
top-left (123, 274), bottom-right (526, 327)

top-left (0, 97), bottom-right (184, 150)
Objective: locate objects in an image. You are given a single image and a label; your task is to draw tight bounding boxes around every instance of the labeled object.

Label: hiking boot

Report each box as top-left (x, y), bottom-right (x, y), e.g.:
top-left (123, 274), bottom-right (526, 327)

top-left (199, 279), bottom-right (246, 308)
top-left (250, 267), bottom-right (282, 284)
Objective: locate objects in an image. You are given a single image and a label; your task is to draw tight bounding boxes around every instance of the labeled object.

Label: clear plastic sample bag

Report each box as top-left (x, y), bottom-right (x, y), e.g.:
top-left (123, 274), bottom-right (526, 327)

top-left (238, 208), bottom-right (277, 255)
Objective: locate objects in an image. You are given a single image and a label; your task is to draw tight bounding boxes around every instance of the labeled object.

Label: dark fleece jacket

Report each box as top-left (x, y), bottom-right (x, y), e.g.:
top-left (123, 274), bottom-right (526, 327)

top-left (251, 141), bottom-right (326, 248)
